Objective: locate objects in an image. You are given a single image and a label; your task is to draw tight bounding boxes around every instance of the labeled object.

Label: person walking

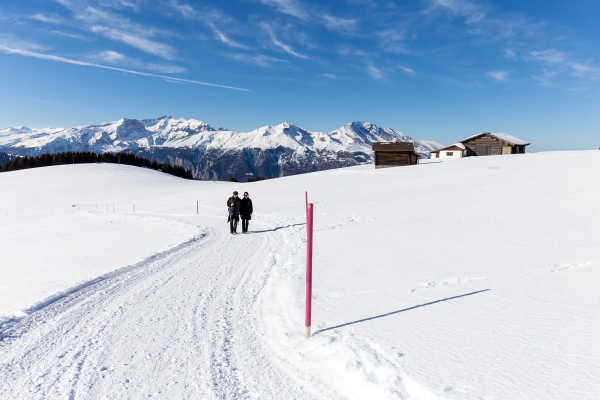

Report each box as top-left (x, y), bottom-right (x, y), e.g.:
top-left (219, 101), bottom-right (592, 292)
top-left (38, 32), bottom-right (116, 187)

top-left (227, 191), bottom-right (242, 234)
top-left (240, 192), bottom-right (253, 233)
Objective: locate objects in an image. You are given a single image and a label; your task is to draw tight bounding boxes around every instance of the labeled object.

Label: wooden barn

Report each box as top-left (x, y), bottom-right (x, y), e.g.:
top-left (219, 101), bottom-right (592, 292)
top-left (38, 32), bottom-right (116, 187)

top-left (372, 142), bottom-right (419, 168)
top-left (460, 132), bottom-right (530, 156)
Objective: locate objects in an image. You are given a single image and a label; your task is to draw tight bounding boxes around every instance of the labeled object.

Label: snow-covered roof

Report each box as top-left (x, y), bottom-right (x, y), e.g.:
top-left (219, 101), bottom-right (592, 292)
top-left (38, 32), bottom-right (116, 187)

top-left (437, 143), bottom-right (465, 151)
top-left (461, 132), bottom-right (530, 146)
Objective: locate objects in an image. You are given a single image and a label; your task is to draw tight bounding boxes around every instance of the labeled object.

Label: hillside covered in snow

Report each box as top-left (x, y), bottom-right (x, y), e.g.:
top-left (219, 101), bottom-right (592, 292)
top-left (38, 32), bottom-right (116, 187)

top-left (1, 151), bottom-right (599, 399)
top-left (0, 117), bottom-right (441, 180)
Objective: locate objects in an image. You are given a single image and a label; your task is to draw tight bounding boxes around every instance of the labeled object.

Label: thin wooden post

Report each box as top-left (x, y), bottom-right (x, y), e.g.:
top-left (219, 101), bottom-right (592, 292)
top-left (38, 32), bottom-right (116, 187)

top-left (305, 200), bottom-right (314, 339)
top-left (196, 201), bottom-right (199, 215)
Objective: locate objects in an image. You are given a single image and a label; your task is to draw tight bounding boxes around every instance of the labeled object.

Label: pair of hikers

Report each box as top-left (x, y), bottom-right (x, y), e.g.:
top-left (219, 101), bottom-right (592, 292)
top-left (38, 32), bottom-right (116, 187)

top-left (227, 191), bottom-right (253, 234)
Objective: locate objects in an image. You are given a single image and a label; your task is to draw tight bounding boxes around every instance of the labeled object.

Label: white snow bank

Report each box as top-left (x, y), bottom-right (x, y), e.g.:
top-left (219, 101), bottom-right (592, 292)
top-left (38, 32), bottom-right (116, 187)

top-left (2, 151), bottom-right (600, 399)
top-left (254, 150), bottom-right (600, 399)
top-left (0, 165), bottom-right (204, 321)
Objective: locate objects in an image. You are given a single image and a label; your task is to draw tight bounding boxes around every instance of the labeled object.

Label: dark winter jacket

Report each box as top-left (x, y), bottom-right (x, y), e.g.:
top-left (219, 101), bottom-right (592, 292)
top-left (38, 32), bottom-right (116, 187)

top-left (240, 198), bottom-right (253, 220)
top-left (227, 196), bottom-right (242, 218)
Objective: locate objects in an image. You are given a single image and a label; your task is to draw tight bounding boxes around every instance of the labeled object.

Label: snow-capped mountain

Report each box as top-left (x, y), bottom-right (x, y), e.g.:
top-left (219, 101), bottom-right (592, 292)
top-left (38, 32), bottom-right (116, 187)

top-left (0, 117), bottom-right (441, 180)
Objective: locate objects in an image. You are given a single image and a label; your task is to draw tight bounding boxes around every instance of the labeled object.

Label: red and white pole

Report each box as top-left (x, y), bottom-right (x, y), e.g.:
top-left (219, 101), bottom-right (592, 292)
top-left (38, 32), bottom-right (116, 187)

top-left (305, 192), bottom-right (314, 339)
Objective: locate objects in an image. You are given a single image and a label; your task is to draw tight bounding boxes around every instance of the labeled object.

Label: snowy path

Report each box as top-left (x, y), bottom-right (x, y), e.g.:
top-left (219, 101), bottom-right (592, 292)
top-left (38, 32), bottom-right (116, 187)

top-left (0, 217), bottom-right (311, 399)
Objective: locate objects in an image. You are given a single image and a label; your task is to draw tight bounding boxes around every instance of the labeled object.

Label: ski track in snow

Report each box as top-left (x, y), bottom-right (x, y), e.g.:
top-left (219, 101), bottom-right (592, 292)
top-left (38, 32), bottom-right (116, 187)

top-left (0, 218), bottom-right (314, 399)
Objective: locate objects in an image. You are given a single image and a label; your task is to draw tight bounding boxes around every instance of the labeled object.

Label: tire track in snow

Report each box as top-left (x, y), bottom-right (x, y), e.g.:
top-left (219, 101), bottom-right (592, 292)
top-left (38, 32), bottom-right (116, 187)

top-left (0, 218), bottom-right (313, 399)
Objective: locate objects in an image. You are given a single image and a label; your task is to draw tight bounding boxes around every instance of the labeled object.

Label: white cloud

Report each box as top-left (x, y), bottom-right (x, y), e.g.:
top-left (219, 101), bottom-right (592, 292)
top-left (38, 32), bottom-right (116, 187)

top-left (93, 50), bottom-right (127, 62)
top-left (321, 15), bottom-right (357, 32)
top-left (531, 49), bottom-right (567, 65)
top-left (367, 64), bottom-right (384, 79)
top-left (321, 73), bottom-right (337, 79)
top-left (46, 30), bottom-right (91, 40)
top-left (488, 70), bottom-right (509, 81)
top-left (504, 49), bottom-right (516, 59)
top-left (210, 26), bottom-right (250, 49)
top-left (377, 29), bottom-right (410, 54)
top-left (0, 45), bottom-right (248, 91)
top-left (91, 26), bottom-right (176, 59)
top-left (31, 13), bottom-right (64, 24)
top-left (398, 65), bottom-right (415, 74)
top-left (169, 0), bottom-right (196, 19)
top-left (568, 62), bottom-right (598, 75)
top-left (261, 23), bottom-right (310, 59)
top-left (257, 0), bottom-right (308, 20)
top-left (229, 53), bottom-right (290, 67)
top-left (88, 50), bottom-right (186, 73)
top-left (53, 1), bottom-right (177, 58)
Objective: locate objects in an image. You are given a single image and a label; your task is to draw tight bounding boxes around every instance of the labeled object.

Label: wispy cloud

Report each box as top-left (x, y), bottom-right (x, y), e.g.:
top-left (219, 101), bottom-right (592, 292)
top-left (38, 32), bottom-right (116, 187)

top-left (257, 0), bottom-right (309, 20)
top-left (168, 3), bottom-right (250, 49)
top-left (488, 70), bottom-right (509, 81)
top-left (367, 64), bottom-right (384, 80)
top-left (398, 65), bottom-right (415, 75)
top-left (229, 53), bottom-right (290, 67)
top-left (0, 46), bottom-right (249, 91)
top-left (91, 26), bottom-right (175, 59)
top-left (321, 15), bottom-right (357, 32)
top-left (530, 49), bottom-right (600, 83)
top-left (88, 49), bottom-right (186, 73)
top-left (53, 1), bottom-right (177, 59)
top-left (45, 30), bottom-right (91, 40)
top-left (530, 49), bottom-right (567, 65)
top-left (262, 23), bottom-right (310, 59)
top-left (92, 50), bottom-right (127, 62)
top-left (377, 29), bottom-right (410, 54)
top-left (31, 13), bottom-right (64, 24)
top-left (168, 0), bottom-right (196, 19)
top-left (209, 25), bottom-right (250, 49)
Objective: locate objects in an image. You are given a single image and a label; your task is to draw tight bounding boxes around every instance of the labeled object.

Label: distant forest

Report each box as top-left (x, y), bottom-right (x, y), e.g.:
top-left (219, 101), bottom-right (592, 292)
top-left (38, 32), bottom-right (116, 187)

top-left (0, 151), bottom-right (195, 179)
top-left (0, 152), bottom-right (13, 165)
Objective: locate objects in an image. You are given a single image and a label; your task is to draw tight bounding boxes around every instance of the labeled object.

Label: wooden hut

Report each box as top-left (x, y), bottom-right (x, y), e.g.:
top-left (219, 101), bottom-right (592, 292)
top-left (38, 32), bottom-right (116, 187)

top-left (372, 142), bottom-right (419, 168)
top-left (460, 132), bottom-right (529, 156)
top-left (431, 143), bottom-right (466, 159)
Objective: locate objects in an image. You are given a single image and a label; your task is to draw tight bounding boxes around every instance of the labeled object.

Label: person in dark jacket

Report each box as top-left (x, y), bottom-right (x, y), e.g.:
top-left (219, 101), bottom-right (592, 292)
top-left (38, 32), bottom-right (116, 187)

top-left (227, 191), bottom-right (242, 234)
top-left (240, 192), bottom-right (253, 233)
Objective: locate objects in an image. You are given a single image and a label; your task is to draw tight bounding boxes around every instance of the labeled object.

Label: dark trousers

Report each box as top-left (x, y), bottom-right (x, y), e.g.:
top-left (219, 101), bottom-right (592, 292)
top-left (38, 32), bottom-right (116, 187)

top-left (230, 217), bottom-right (238, 233)
top-left (241, 218), bottom-right (249, 232)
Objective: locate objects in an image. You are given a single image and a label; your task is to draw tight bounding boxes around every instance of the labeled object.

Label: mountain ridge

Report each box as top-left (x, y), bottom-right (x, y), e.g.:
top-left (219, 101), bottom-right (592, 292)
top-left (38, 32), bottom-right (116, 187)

top-left (0, 117), bottom-right (441, 180)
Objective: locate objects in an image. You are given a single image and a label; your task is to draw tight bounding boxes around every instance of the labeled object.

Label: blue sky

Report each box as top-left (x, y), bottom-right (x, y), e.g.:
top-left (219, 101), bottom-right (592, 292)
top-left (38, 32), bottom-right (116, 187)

top-left (0, 0), bottom-right (599, 151)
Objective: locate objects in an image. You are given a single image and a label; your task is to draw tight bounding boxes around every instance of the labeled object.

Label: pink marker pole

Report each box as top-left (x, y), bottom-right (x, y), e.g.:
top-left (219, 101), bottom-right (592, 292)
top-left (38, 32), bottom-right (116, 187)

top-left (305, 201), bottom-right (314, 339)
top-left (196, 201), bottom-right (199, 215)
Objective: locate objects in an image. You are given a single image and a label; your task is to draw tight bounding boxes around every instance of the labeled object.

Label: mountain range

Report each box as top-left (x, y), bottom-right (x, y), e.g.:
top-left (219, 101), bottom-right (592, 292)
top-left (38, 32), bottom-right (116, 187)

top-left (0, 117), bottom-right (441, 180)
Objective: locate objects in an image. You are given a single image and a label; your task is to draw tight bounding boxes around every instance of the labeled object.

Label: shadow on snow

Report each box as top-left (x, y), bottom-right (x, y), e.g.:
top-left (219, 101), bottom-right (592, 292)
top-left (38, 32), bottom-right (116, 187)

top-left (247, 223), bottom-right (306, 234)
top-left (314, 289), bottom-right (491, 335)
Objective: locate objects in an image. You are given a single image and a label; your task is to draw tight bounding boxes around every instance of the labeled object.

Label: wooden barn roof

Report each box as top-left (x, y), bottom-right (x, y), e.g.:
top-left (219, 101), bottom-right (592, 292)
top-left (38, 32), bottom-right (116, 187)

top-left (372, 142), bottom-right (415, 152)
top-left (461, 132), bottom-right (530, 146)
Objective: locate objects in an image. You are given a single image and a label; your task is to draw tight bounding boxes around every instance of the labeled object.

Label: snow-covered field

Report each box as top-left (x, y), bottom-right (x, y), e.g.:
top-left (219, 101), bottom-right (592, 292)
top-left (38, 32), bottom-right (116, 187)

top-left (1, 151), bottom-right (599, 399)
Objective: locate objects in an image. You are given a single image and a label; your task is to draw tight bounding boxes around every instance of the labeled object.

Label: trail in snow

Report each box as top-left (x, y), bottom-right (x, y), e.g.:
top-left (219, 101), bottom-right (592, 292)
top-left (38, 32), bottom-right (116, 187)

top-left (0, 217), bottom-right (314, 399)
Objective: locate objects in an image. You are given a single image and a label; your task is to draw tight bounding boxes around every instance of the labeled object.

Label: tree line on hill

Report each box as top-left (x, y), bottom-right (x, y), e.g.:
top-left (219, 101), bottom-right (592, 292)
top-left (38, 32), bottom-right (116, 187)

top-left (0, 151), bottom-right (195, 179)
top-left (0, 152), bottom-right (13, 165)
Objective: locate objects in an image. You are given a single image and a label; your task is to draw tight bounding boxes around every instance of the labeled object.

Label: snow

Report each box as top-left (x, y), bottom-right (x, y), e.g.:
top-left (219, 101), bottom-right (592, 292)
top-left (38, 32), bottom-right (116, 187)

top-left (0, 117), bottom-right (439, 158)
top-left (461, 132), bottom-right (530, 146)
top-left (437, 142), bottom-right (465, 150)
top-left (1, 150), bottom-right (600, 399)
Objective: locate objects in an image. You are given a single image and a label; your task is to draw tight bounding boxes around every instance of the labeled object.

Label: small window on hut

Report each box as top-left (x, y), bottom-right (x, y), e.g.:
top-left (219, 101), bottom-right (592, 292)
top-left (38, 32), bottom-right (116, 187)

top-left (446, 152), bottom-right (453, 156)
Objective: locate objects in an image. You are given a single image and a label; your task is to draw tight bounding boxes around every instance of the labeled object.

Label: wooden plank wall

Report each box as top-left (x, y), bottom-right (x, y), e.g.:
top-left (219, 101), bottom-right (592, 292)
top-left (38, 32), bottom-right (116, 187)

top-left (464, 134), bottom-right (504, 156)
top-left (374, 151), bottom-right (416, 167)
